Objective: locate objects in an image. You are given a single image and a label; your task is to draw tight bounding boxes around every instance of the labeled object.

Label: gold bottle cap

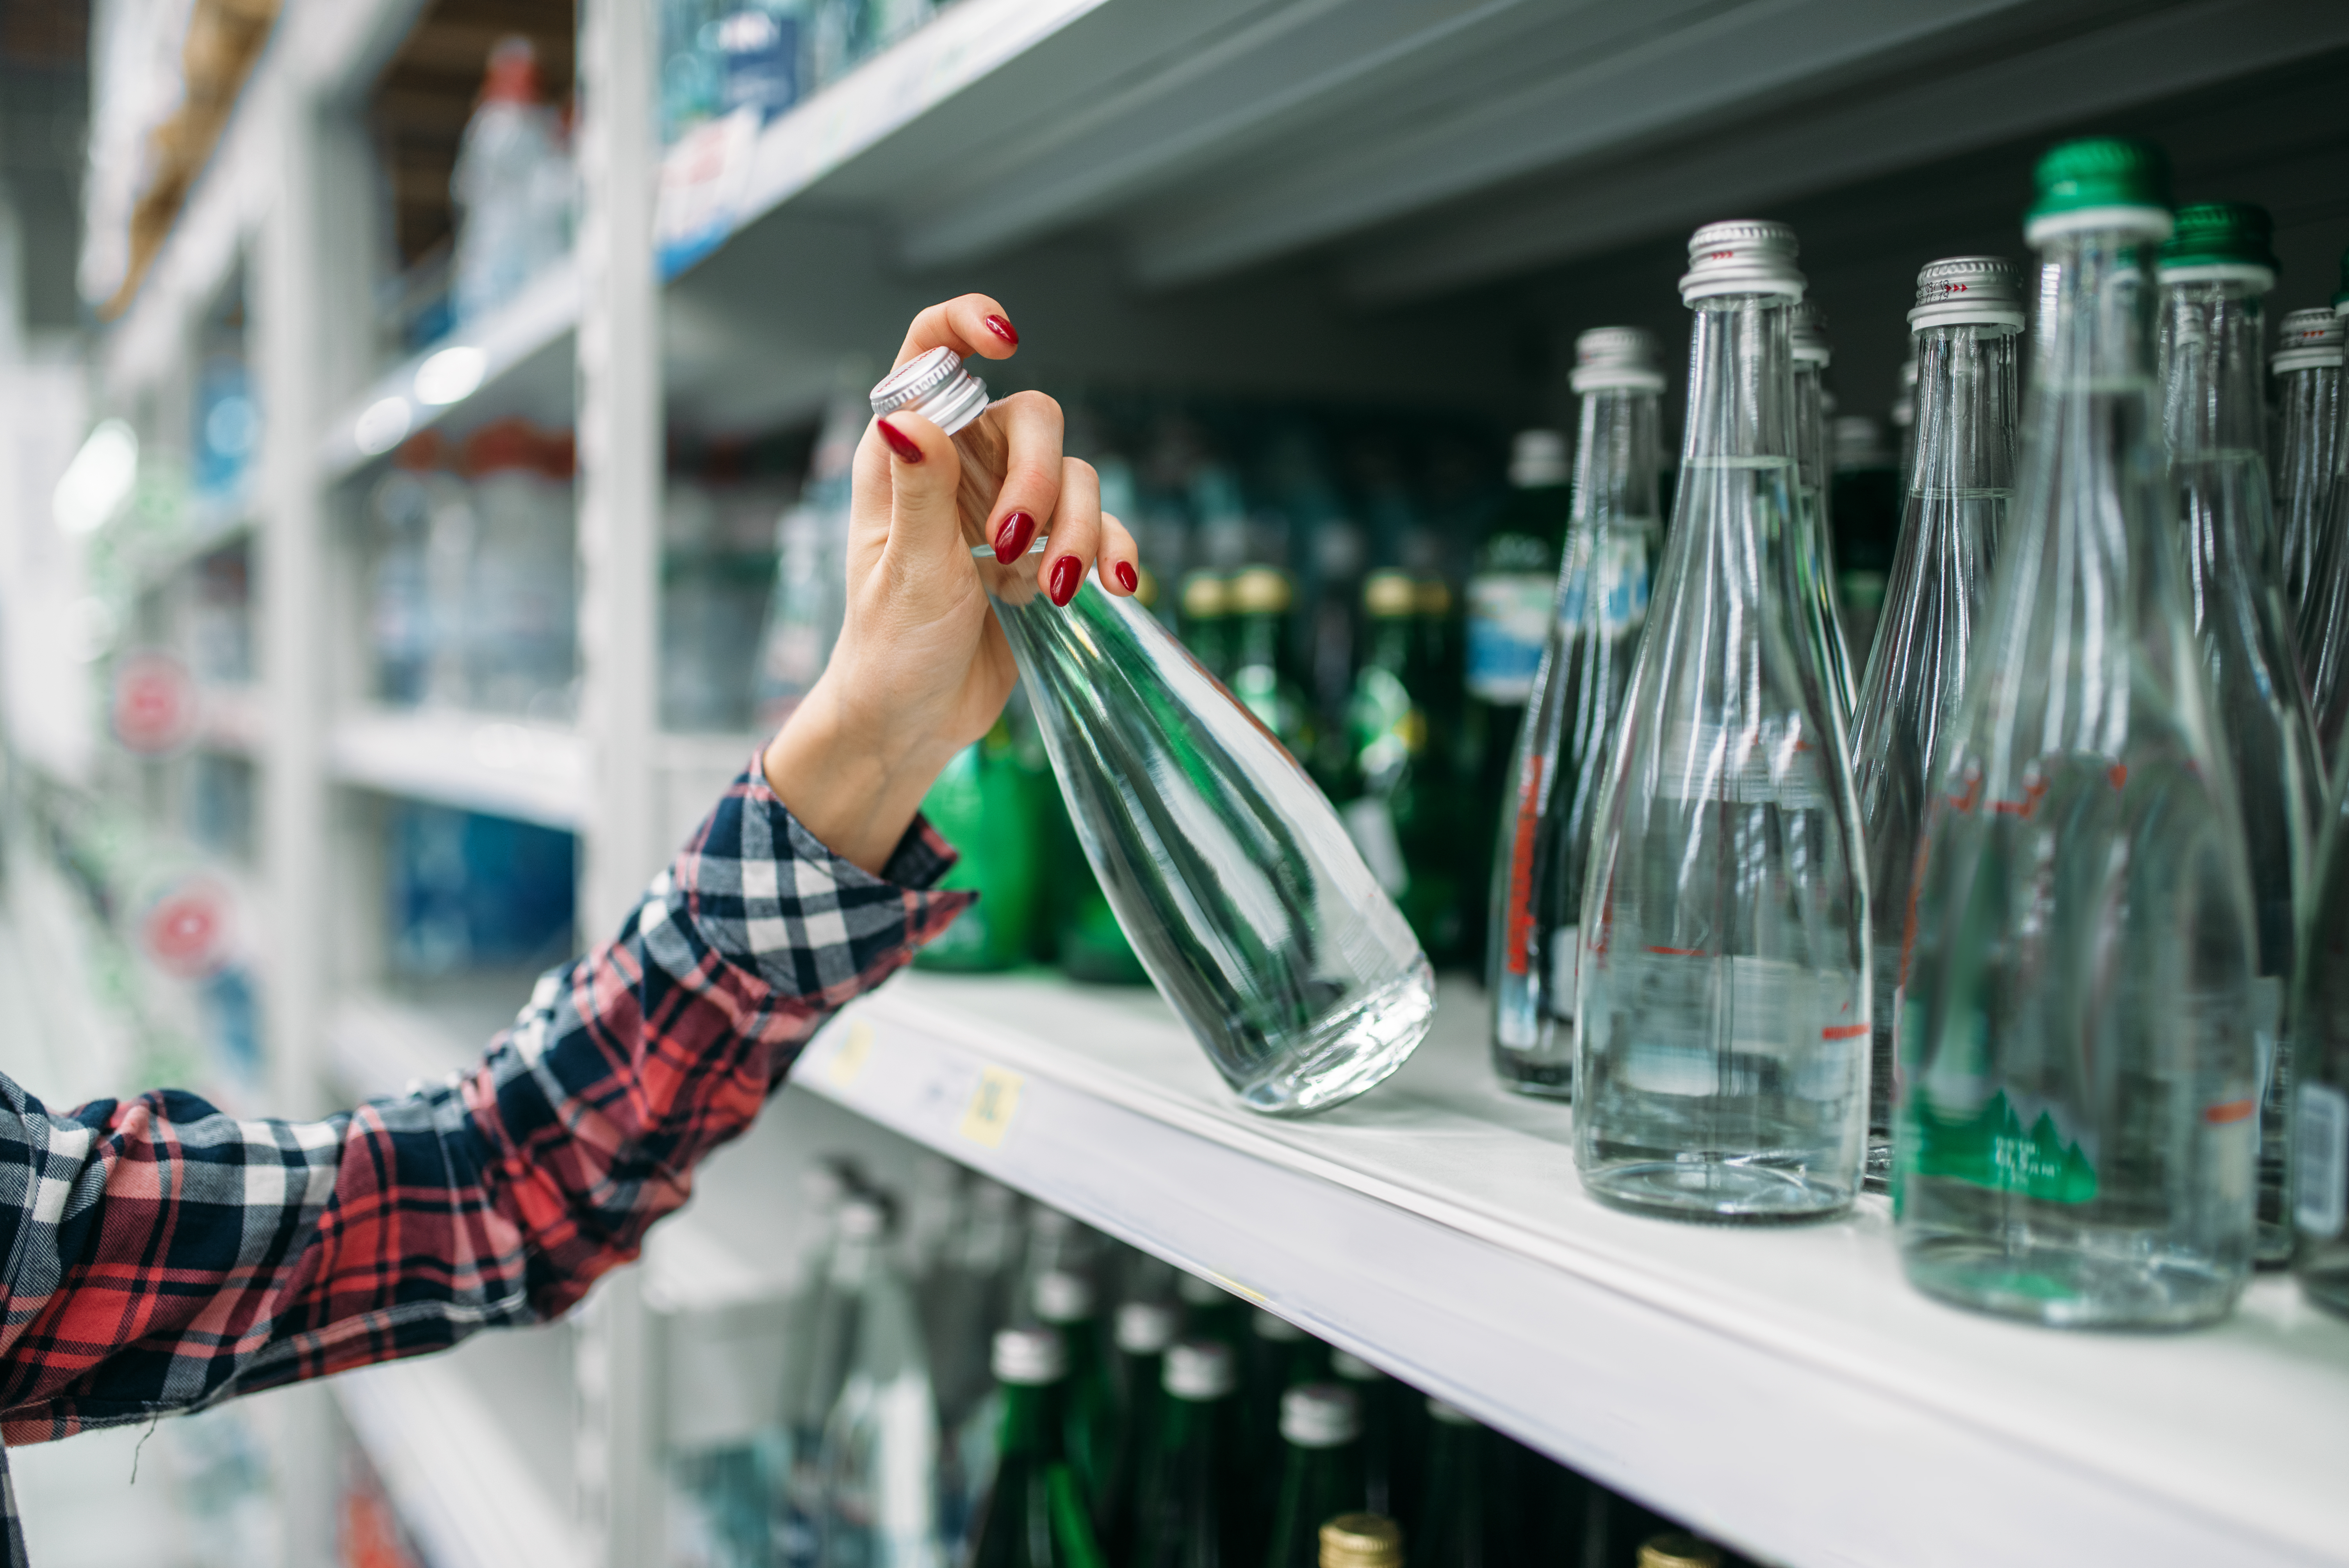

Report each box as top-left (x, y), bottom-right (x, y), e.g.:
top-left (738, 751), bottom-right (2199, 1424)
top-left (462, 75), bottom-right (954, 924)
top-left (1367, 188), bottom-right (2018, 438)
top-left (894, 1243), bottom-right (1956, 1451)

top-left (1414, 576), bottom-right (1453, 617)
top-left (1638, 1533), bottom-right (1723, 1568)
top-left (1230, 566), bottom-right (1294, 615)
top-left (1180, 571), bottom-right (1229, 619)
top-left (1135, 566), bottom-right (1160, 609)
top-left (1362, 569), bottom-right (1417, 618)
top-left (1320, 1513), bottom-right (1403, 1568)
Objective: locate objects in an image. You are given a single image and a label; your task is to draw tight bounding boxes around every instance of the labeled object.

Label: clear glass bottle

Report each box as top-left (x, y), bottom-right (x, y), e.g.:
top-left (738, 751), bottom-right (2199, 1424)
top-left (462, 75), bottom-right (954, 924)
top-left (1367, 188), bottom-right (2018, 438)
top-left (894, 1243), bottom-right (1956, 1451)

top-left (2294, 252), bottom-right (2349, 768)
top-left (1791, 302), bottom-right (1860, 722)
top-left (2271, 308), bottom-right (2343, 618)
top-left (2158, 201), bottom-right (2322, 1268)
top-left (1131, 1340), bottom-right (1249, 1568)
top-left (1574, 221), bottom-right (1870, 1222)
top-left (1891, 355), bottom-right (1919, 496)
top-left (870, 350), bottom-right (1436, 1116)
top-left (971, 1328), bottom-right (1109, 1568)
top-left (819, 1197), bottom-right (946, 1568)
top-left (2292, 783), bottom-right (2349, 1320)
top-left (1850, 256), bottom-right (2025, 1191)
top-left (1488, 328), bottom-right (1665, 1098)
top-left (1262, 1386), bottom-right (1364, 1568)
top-left (1895, 139), bottom-right (2261, 1328)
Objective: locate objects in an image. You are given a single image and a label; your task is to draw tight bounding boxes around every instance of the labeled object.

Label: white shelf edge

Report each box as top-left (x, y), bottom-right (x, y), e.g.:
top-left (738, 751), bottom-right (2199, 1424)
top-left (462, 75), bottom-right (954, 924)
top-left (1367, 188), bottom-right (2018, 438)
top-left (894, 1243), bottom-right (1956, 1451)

top-left (335, 1353), bottom-right (584, 1568)
top-left (329, 706), bottom-right (587, 829)
top-left (317, 256), bottom-right (583, 480)
top-left (798, 971), bottom-right (2349, 1568)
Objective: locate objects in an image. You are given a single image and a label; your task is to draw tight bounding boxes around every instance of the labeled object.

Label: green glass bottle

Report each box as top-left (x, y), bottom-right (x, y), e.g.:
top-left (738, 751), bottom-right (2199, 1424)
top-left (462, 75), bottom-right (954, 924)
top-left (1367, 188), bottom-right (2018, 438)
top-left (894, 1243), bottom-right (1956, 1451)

top-left (1896, 138), bottom-right (2260, 1327)
top-left (1414, 1401), bottom-right (1491, 1568)
top-left (1262, 1384), bottom-right (1364, 1568)
top-left (1228, 567), bottom-right (1315, 757)
top-left (914, 717), bottom-right (1042, 972)
top-left (1177, 1272), bottom-right (1249, 1352)
top-left (1328, 1352), bottom-right (1404, 1526)
top-left (1103, 1301), bottom-right (1180, 1561)
top-left (1180, 572), bottom-right (1233, 681)
top-left (1638, 1533), bottom-right (1723, 1568)
top-left (1244, 1309), bottom-right (1331, 1513)
top-left (1133, 1339), bottom-right (1249, 1568)
top-left (1336, 569), bottom-right (1467, 965)
top-left (973, 1327), bottom-right (1110, 1568)
top-left (1034, 1271), bottom-right (1119, 1521)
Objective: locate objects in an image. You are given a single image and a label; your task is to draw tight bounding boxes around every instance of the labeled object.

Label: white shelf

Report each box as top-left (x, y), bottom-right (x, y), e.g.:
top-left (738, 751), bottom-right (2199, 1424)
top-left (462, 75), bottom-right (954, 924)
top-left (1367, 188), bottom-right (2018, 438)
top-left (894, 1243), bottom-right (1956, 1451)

top-left (329, 707), bottom-right (589, 828)
top-left (336, 1340), bottom-right (583, 1568)
top-left (317, 256), bottom-right (583, 480)
top-left (800, 970), bottom-right (2349, 1568)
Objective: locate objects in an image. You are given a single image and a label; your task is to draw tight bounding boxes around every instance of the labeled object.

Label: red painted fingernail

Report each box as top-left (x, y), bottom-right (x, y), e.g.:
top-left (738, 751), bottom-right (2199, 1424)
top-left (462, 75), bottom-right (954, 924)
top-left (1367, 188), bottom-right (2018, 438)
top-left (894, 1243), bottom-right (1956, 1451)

top-left (993, 511), bottom-right (1037, 565)
top-left (876, 417), bottom-right (922, 463)
top-left (985, 314), bottom-right (1019, 347)
top-left (1114, 560), bottom-right (1138, 593)
top-left (1048, 554), bottom-right (1082, 607)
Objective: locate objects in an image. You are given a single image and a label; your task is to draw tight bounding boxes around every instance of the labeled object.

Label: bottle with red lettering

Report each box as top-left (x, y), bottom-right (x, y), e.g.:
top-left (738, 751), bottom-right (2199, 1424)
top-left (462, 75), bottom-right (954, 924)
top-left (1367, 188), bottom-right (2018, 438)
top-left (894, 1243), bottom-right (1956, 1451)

top-left (1487, 328), bottom-right (1664, 1097)
top-left (1895, 141), bottom-right (2259, 1327)
top-left (1573, 223), bottom-right (1869, 1221)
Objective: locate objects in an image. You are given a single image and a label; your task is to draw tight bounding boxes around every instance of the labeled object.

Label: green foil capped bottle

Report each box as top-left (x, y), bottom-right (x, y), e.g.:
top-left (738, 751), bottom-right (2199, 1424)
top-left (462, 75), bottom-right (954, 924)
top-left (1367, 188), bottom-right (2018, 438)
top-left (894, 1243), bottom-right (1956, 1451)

top-left (916, 717), bottom-right (1043, 972)
top-left (1895, 139), bottom-right (2261, 1328)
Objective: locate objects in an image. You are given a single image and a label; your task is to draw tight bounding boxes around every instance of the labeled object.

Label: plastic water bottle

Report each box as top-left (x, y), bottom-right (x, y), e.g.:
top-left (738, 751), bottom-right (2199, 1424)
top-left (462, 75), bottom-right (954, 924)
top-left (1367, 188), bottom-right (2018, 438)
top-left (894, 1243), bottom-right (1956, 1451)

top-left (869, 350), bottom-right (1435, 1115)
top-left (450, 38), bottom-right (572, 329)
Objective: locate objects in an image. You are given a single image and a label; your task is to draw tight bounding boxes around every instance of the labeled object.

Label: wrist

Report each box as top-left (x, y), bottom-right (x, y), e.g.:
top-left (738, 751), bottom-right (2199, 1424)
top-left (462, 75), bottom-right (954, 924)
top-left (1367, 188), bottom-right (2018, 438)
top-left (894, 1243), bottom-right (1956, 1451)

top-left (763, 678), bottom-right (955, 876)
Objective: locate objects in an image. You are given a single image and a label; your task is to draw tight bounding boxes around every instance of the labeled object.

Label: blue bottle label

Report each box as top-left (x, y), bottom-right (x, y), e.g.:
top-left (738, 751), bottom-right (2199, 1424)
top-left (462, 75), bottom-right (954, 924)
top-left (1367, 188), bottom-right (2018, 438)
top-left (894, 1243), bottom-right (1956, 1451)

top-left (1467, 572), bottom-right (1552, 701)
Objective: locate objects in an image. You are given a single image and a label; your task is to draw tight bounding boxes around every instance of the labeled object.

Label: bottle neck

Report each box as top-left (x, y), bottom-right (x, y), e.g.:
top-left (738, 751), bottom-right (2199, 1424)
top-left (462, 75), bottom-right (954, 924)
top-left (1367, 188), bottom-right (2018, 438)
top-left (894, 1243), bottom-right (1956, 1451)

top-left (2030, 227), bottom-right (2158, 396)
top-left (2160, 277), bottom-right (2269, 461)
top-left (1679, 295), bottom-right (1800, 467)
top-left (1910, 323), bottom-right (2021, 499)
top-left (1793, 361), bottom-right (1828, 501)
top-left (2275, 362), bottom-right (2340, 490)
top-left (1572, 386), bottom-right (1662, 526)
top-left (998, 1380), bottom-right (1064, 1463)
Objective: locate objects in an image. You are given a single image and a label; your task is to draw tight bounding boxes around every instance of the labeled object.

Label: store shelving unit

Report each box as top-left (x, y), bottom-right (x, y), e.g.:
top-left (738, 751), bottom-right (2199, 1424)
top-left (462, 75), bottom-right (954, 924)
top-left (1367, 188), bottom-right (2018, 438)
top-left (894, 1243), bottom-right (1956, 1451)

top-left (78, 0), bottom-right (2349, 1564)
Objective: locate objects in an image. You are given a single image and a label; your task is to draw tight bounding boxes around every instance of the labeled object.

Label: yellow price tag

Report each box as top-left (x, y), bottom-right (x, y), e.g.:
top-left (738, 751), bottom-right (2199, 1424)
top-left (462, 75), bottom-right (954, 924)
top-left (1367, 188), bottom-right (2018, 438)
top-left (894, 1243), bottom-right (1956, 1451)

top-left (958, 1066), bottom-right (1023, 1149)
top-left (827, 1020), bottom-right (875, 1088)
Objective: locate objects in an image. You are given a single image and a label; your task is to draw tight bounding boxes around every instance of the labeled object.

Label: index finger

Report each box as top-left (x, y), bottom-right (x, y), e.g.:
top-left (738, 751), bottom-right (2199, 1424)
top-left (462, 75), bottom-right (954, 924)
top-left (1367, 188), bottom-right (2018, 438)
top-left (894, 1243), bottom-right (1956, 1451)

top-left (896, 294), bottom-right (1022, 368)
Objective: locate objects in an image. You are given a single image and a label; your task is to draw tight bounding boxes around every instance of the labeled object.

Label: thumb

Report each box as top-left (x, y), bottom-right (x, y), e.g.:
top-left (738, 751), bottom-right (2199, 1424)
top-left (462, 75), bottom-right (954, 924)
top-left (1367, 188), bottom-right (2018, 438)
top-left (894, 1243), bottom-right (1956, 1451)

top-left (871, 411), bottom-right (973, 558)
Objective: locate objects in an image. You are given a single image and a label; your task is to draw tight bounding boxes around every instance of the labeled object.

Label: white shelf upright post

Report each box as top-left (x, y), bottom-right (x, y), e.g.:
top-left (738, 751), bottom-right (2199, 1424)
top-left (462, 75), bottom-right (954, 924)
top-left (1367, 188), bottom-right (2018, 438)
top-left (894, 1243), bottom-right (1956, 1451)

top-left (574, 0), bottom-right (667, 1558)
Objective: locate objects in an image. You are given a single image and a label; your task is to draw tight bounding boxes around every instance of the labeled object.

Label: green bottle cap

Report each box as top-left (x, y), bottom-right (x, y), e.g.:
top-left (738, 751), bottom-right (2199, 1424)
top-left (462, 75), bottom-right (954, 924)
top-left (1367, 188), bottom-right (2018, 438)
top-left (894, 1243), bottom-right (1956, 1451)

top-left (2157, 201), bottom-right (2278, 280)
top-left (2024, 137), bottom-right (2173, 243)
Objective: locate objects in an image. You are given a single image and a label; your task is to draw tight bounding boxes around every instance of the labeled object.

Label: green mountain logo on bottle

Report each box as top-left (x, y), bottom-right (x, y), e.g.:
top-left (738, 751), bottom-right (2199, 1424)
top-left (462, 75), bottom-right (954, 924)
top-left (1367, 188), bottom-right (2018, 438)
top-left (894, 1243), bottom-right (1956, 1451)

top-left (1909, 1089), bottom-right (2098, 1203)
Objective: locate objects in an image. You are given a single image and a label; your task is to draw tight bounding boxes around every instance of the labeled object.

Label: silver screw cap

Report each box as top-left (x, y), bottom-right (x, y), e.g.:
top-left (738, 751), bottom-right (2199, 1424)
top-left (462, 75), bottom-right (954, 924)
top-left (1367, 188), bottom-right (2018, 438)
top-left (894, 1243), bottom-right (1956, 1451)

top-left (993, 1326), bottom-right (1068, 1386)
top-left (1162, 1338), bottom-right (1238, 1400)
top-left (1908, 256), bottom-right (2026, 333)
top-left (1280, 1383), bottom-right (1362, 1447)
top-left (1679, 220), bottom-right (1805, 304)
top-left (869, 346), bottom-right (990, 435)
top-left (1791, 301), bottom-right (1831, 366)
top-left (1572, 326), bottom-right (1665, 393)
top-left (2275, 306), bottom-right (2345, 372)
top-left (1115, 1301), bottom-right (1179, 1355)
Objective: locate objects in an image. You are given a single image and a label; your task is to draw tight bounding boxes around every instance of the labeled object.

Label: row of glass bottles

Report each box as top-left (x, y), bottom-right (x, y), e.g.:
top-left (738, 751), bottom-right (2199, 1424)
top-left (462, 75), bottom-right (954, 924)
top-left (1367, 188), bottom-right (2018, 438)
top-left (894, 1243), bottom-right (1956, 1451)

top-left (672, 1152), bottom-right (1748, 1568)
top-left (1483, 136), bottom-right (2349, 1331)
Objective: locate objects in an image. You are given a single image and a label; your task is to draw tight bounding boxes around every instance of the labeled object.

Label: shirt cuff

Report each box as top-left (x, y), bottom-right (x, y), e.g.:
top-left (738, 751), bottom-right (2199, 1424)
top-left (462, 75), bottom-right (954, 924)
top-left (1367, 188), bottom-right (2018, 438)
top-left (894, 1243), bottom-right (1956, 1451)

top-left (656, 759), bottom-right (974, 1009)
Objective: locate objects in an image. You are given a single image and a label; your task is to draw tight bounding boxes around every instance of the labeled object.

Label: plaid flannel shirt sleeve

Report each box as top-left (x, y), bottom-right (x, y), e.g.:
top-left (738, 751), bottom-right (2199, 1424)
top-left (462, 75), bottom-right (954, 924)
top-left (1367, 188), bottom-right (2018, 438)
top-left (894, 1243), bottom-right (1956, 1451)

top-left (0, 764), bottom-right (970, 1445)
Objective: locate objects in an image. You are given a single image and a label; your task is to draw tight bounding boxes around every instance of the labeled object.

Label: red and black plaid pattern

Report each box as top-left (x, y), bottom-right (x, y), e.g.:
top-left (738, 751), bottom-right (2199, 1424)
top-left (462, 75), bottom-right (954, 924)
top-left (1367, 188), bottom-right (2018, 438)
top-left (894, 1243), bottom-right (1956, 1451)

top-left (0, 765), bottom-right (969, 1564)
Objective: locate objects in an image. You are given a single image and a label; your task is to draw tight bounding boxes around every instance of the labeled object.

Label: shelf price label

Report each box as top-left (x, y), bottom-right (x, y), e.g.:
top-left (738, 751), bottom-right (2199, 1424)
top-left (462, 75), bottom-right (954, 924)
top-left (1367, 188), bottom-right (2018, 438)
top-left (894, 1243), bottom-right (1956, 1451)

top-left (958, 1066), bottom-right (1023, 1149)
top-left (827, 1019), bottom-right (876, 1089)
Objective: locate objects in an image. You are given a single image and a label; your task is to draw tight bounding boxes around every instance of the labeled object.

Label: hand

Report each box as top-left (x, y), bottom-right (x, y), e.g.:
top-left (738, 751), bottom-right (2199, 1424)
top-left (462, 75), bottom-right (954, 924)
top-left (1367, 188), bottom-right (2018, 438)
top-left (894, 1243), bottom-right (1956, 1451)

top-left (763, 295), bottom-right (1141, 874)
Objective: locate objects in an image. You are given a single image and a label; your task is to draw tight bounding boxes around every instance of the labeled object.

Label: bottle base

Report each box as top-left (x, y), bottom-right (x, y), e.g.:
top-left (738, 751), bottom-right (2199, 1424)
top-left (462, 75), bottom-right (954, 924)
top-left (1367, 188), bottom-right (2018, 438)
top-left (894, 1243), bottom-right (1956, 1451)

top-left (1228, 957), bottom-right (1437, 1117)
top-left (2300, 1265), bottom-right (2349, 1320)
top-left (1582, 1157), bottom-right (1853, 1224)
top-left (1494, 1057), bottom-right (1574, 1100)
top-left (1901, 1231), bottom-right (2243, 1330)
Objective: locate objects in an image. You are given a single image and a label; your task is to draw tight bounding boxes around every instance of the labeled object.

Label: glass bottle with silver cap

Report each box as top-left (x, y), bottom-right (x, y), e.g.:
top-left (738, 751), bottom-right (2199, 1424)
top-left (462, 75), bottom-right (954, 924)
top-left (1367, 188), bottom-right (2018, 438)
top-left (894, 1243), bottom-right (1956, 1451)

top-left (868, 348), bottom-right (1435, 1115)
top-left (2295, 247), bottom-right (2349, 768)
top-left (1849, 255), bottom-right (2025, 1191)
top-left (2157, 200), bottom-right (2321, 1268)
top-left (1574, 220), bottom-right (1870, 1223)
top-left (1791, 300), bottom-right (1859, 723)
top-left (1488, 325), bottom-right (1666, 1098)
top-left (2271, 306), bottom-right (2343, 622)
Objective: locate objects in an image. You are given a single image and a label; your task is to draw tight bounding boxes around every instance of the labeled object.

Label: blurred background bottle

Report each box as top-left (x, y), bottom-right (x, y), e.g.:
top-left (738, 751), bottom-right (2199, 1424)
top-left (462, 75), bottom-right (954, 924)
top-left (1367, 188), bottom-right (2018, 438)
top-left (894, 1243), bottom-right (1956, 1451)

top-left (1789, 302), bottom-right (1858, 723)
top-left (1262, 1385), bottom-right (1363, 1568)
top-left (2271, 307), bottom-right (2343, 622)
